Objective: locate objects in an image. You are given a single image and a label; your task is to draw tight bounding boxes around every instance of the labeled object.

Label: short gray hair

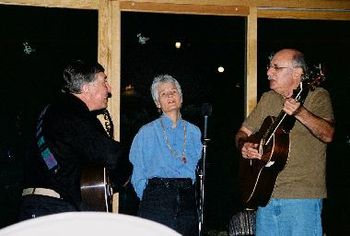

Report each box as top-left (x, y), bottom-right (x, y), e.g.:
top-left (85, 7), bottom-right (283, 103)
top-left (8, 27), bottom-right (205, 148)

top-left (291, 50), bottom-right (308, 75)
top-left (62, 60), bottom-right (105, 93)
top-left (150, 74), bottom-right (182, 105)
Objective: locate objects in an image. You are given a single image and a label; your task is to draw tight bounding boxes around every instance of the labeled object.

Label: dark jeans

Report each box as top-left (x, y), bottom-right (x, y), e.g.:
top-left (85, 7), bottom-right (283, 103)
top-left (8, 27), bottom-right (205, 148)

top-left (18, 195), bottom-right (78, 221)
top-left (138, 178), bottom-right (199, 236)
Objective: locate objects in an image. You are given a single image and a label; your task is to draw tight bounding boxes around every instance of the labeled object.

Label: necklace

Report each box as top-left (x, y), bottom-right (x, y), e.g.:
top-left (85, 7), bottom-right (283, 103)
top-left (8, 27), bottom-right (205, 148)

top-left (160, 117), bottom-right (187, 163)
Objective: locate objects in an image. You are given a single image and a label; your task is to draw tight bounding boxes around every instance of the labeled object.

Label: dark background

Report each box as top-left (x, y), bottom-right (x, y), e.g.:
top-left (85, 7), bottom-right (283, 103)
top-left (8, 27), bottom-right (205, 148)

top-left (0, 5), bottom-right (98, 228)
top-left (1, 5), bottom-right (349, 235)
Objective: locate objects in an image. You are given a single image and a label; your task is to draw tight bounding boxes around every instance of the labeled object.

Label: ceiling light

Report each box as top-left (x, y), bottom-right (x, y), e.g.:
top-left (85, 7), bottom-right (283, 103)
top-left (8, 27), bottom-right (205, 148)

top-left (175, 41), bottom-right (181, 49)
top-left (218, 66), bottom-right (224, 73)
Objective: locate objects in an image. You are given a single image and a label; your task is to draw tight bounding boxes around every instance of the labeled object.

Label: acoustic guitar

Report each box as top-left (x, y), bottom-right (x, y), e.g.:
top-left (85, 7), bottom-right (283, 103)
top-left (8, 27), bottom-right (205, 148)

top-left (80, 109), bottom-right (114, 212)
top-left (239, 65), bottom-right (325, 209)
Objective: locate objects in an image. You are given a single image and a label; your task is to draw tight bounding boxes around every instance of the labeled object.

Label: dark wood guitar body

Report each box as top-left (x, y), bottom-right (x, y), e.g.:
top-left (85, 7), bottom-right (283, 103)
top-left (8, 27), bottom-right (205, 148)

top-left (80, 163), bottom-right (113, 212)
top-left (239, 116), bottom-right (290, 209)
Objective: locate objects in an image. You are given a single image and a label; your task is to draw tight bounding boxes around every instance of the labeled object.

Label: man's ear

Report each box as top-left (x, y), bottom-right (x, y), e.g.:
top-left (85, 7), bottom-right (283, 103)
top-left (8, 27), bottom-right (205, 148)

top-left (293, 67), bottom-right (304, 81)
top-left (81, 83), bottom-right (89, 93)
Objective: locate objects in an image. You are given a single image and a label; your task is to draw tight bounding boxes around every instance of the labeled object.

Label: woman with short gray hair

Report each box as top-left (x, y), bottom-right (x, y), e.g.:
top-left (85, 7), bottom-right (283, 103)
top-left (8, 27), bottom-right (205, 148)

top-left (130, 74), bottom-right (202, 236)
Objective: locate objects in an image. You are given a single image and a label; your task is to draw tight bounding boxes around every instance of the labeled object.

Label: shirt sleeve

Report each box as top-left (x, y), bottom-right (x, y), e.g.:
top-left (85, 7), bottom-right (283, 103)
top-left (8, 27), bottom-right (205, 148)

top-left (129, 130), bottom-right (147, 199)
top-left (193, 125), bottom-right (202, 162)
top-left (71, 115), bottom-right (123, 170)
top-left (305, 88), bottom-right (334, 121)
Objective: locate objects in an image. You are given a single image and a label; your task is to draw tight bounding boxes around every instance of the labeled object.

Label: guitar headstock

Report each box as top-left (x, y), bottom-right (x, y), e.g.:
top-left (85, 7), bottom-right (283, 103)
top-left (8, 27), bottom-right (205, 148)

top-left (302, 63), bottom-right (326, 91)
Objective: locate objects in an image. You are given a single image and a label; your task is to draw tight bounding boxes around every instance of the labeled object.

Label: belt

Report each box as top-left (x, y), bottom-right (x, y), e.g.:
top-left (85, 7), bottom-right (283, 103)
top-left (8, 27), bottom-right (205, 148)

top-left (22, 188), bottom-right (61, 199)
top-left (148, 178), bottom-right (193, 188)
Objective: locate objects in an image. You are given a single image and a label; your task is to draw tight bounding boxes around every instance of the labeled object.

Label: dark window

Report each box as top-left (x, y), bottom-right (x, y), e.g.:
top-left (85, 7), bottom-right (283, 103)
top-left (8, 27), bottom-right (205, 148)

top-left (0, 5), bottom-right (97, 227)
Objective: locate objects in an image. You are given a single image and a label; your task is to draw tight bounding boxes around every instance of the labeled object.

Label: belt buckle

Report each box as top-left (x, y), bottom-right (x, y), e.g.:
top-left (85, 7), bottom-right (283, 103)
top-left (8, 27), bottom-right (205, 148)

top-left (164, 180), bottom-right (170, 188)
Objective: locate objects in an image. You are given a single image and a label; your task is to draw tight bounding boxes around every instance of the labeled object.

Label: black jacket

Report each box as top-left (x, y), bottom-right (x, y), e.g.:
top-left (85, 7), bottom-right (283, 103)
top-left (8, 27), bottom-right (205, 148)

top-left (23, 93), bottom-right (124, 208)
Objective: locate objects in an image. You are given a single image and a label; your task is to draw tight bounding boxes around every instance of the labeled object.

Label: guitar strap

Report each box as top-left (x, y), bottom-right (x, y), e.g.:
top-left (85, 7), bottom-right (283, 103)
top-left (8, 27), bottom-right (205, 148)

top-left (103, 109), bottom-right (114, 138)
top-left (35, 105), bottom-right (58, 172)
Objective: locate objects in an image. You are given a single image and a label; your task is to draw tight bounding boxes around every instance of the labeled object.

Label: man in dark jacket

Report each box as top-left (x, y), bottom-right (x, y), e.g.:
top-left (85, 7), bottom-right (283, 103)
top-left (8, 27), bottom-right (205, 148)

top-left (18, 60), bottom-right (126, 220)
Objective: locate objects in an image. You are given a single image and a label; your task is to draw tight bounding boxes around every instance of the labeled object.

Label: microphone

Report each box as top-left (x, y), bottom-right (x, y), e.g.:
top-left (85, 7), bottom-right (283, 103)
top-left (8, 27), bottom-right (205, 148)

top-left (201, 103), bottom-right (212, 117)
top-left (201, 103), bottom-right (212, 139)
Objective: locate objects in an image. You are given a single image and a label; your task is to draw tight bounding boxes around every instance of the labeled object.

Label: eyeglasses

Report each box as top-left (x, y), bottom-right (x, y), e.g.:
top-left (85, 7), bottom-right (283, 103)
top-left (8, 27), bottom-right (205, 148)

top-left (267, 64), bottom-right (302, 72)
top-left (266, 64), bottom-right (294, 71)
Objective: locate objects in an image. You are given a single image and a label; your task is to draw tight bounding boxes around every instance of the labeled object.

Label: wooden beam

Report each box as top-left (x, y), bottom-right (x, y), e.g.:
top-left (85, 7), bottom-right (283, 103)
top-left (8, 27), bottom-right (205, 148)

top-left (258, 8), bottom-right (350, 20)
top-left (246, 7), bottom-right (258, 116)
top-left (2, 0), bottom-right (349, 12)
top-left (117, 0), bottom-right (350, 10)
top-left (120, 1), bottom-right (249, 16)
top-left (98, 0), bottom-right (111, 91)
top-left (109, 1), bottom-right (121, 141)
top-left (98, 0), bottom-right (121, 141)
top-left (0, 0), bottom-right (98, 9)
top-left (251, 0), bottom-right (350, 10)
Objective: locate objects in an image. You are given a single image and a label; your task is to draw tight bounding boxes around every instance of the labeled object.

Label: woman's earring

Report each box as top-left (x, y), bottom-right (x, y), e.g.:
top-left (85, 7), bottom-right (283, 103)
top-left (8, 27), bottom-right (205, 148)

top-left (156, 104), bottom-right (161, 113)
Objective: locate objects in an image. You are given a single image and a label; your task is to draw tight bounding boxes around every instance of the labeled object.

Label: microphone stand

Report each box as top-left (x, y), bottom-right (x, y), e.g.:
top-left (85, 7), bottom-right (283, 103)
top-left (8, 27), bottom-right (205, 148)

top-left (198, 115), bottom-right (210, 236)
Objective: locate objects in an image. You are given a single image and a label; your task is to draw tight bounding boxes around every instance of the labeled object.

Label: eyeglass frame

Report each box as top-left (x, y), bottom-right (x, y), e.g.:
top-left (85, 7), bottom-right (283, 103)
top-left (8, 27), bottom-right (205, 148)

top-left (266, 64), bottom-right (301, 71)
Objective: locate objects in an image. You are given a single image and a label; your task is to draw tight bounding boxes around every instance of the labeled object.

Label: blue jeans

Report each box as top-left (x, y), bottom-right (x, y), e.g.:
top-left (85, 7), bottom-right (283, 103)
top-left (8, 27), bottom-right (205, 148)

top-left (256, 198), bottom-right (323, 236)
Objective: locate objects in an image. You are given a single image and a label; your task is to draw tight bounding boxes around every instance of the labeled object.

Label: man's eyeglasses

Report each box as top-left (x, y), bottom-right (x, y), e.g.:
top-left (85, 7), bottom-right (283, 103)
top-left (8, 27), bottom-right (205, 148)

top-left (267, 64), bottom-right (299, 71)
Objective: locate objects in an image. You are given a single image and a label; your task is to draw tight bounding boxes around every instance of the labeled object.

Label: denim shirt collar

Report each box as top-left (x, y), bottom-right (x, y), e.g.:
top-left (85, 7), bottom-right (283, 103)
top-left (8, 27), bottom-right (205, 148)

top-left (160, 113), bottom-right (183, 129)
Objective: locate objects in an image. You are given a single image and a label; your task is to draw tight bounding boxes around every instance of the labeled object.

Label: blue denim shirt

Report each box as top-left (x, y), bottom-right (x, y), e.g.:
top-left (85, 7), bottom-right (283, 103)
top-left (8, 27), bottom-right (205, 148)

top-left (130, 114), bottom-right (202, 199)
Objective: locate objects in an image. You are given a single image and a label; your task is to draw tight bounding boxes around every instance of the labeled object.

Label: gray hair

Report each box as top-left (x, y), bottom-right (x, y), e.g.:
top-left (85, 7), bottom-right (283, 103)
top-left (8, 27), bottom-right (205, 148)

top-left (150, 74), bottom-right (182, 105)
top-left (290, 49), bottom-right (308, 75)
top-left (62, 60), bottom-right (105, 93)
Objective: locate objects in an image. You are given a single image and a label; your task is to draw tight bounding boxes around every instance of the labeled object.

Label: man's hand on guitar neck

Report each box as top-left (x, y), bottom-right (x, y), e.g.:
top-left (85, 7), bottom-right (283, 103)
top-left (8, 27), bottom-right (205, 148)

top-left (235, 126), bottom-right (262, 160)
top-left (283, 97), bottom-right (302, 116)
top-left (284, 97), bottom-right (334, 143)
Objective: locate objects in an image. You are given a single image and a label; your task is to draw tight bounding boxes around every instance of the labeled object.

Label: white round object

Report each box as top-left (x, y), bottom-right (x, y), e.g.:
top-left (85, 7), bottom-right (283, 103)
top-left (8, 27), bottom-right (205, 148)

top-left (0, 212), bottom-right (181, 236)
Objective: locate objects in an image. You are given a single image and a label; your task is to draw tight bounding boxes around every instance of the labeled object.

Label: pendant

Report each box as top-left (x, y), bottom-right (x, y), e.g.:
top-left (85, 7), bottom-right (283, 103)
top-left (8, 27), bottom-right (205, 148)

top-left (182, 155), bottom-right (187, 164)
